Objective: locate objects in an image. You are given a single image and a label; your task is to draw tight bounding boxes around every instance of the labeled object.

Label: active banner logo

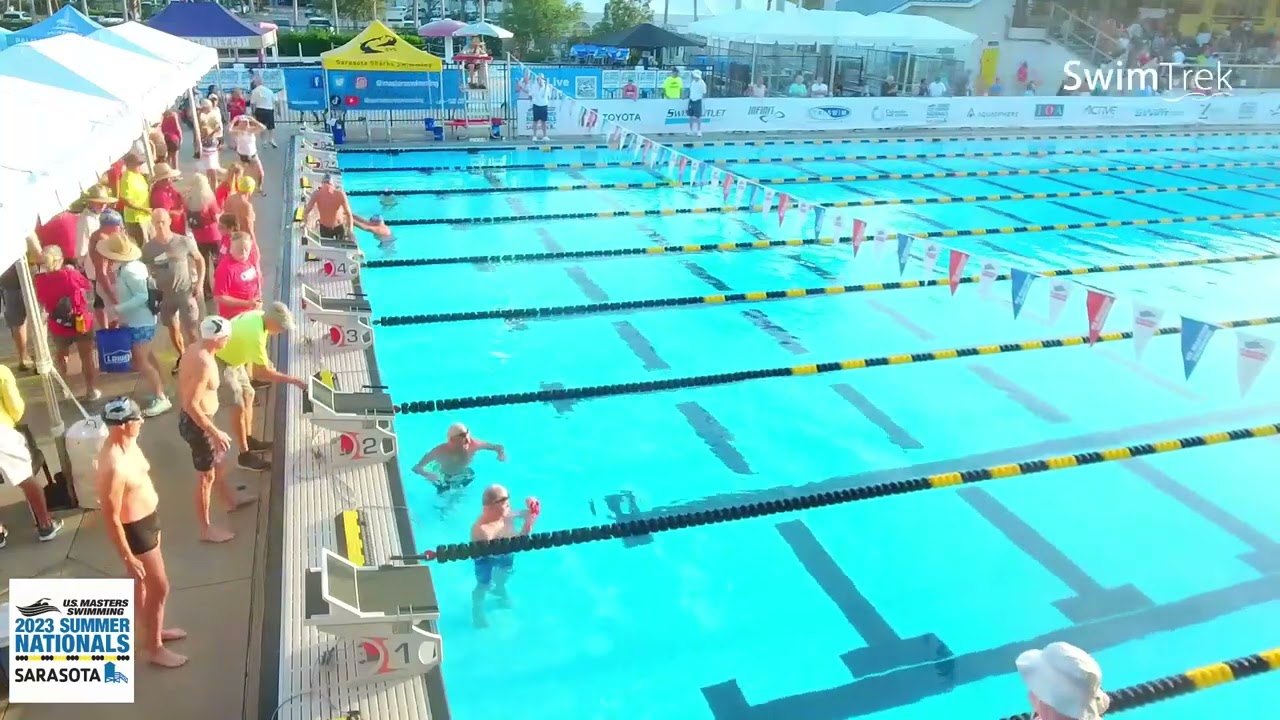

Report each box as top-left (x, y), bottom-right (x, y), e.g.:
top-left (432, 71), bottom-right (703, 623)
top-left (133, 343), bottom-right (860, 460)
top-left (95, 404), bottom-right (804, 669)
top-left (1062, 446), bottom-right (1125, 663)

top-left (7, 579), bottom-right (135, 703)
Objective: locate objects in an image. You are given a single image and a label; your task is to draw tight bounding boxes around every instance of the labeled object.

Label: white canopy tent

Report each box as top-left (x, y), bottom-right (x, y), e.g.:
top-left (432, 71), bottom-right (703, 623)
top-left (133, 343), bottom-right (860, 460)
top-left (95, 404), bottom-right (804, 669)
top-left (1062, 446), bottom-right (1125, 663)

top-left (98, 22), bottom-right (220, 85)
top-left (849, 12), bottom-right (978, 54)
top-left (686, 9), bottom-right (859, 45)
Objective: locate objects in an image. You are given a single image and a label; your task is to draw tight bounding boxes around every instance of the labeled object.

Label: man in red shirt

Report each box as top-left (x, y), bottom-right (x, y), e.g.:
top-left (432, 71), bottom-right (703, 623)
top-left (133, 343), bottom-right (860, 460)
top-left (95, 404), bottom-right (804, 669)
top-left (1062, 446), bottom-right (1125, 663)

top-left (34, 211), bottom-right (79, 263)
top-left (149, 163), bottom-right (187, 235)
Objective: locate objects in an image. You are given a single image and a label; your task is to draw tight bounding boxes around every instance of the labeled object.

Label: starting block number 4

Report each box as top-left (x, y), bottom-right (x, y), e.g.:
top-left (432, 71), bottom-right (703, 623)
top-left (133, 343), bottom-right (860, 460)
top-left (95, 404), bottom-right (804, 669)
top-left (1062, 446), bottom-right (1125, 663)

top-left (323, 258), bottom-right (358, 279)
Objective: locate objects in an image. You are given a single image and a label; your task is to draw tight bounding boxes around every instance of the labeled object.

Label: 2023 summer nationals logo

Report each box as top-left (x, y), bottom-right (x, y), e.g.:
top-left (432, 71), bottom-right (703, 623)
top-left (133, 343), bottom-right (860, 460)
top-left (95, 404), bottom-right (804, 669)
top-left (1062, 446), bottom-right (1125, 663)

top-left (7, 578), bottom-right (136, 703)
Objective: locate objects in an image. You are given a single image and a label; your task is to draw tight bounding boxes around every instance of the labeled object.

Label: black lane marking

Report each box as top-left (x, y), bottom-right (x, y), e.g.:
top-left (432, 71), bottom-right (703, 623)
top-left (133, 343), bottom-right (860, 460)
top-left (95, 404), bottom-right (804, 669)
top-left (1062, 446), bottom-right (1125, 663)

top-left (534, 227), bottom-right (565, 253)
top-left (838, 183), bottom-right (876, 198)
top-left (776, 520), bottom-right (951, 678)
top-left (1225, 168), bottom-right (1279, 184)
top-left (972, 178), bottom-right (1025, 195)
top-left (1240, 188), bottom-right (1280, 203)
top-left (1123, 458), bottom-right (1280, 573)
top-left (1040, 175), bottom-right (1094, 191)
top-left (731, 217), bottom-right (771, 242)
top-left (1142, 226), bottom-right (1211, 250)
top-left (675, 401), bottom-right (752, 475)
top-left (603, 491), bottom-right (653, 547)
top-left (980, 204), bottom-right (1034, 226)
top-left (1105, 173), bottom-right (1157, 188)
top-left (1057, 229), bottom-right (1139, 258)
top-left (968, 365), bottom-right (1071, 424)
top-left (908, 180), bottom-right (951, 196)
top-left (702, 574), bottom-right (1280, 720)
top-left (483, 170), bottom-right (504, 189)
top-left (788, 254), bottom-right (838, 281)
top-left (1212, 221), bottom-right (1280, 243)
top-left (901, 209), bottom-right (948, 230)
top-left (866, 299), bottom-right (936, 341)
top-left (1201, 150), bottom-right (1256, 163)
top-left (741, 309), bottom-right (809, 354)
top-left (957, 487), bottom-right (1154, 624)
top-left (1117, 195), bottom-right (1177, 215)
top-left (1155, 168), bottom-right (1218, 186)
top-left (830, 384), bottom-right (923, 451)
top-left (565, 266), bottom-right (610, 302)
top-left (683, 261), bottom-right (734, 291)
top-left (1046, 199), bottom-right (1107, 222)
top-left (538, 382), bottom-right (579, 414)
top-left (611, 321), bottom-right (669, 371)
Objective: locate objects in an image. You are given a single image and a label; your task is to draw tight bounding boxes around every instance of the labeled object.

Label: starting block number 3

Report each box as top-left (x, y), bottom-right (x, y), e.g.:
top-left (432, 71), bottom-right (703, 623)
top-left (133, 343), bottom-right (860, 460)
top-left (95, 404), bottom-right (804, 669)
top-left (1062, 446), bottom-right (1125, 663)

top-left (328, 326), bottom-right (362, 347)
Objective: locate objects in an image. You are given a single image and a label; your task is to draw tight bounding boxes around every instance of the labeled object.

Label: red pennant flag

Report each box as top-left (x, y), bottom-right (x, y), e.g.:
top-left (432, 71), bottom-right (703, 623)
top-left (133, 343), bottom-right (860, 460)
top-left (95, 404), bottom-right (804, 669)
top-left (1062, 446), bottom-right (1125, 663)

top-left (587, 109), bottom-right (599, 129)
top-left (851, 218), bottom-right (867, 255)
top-left (1086, 289), bottom-right (1116, 345)
top-left (777, 193), bottom-right (791, 225)
top-left (948, 250), bottom-right (970, 295)
top-left (642, 140), bottom-right (652, 164)
top-left (722, 171), bottom-right (734, 200)
top-left (608, 125), bottom-right (622, 149)
top-left (677, 156), bottom-right (688, 182)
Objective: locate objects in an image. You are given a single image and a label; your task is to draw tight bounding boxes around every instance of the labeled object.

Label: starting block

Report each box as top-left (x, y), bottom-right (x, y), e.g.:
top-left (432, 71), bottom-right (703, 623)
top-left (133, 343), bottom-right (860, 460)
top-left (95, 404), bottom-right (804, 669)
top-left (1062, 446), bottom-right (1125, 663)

top-left (314, 314), bottom-right (375, 354)
top-left (321, 419), bottom-right (397, 471)
top-left (305, 371), bottom-right (395, 433)
top-left (303, 548), bottom-right (443, 690)
top-left (303, 230), bottom-right (360, 255)
top-left (303, 240), bottom-right (361, 280)
top-left (304, 153), bottom-right (339, 172)
top-left (301, 167), bottom-right (342, 188)
top-left (300, 126), bottom-right (335, 149)
top-left (301, 284), bottom-right (372, 327)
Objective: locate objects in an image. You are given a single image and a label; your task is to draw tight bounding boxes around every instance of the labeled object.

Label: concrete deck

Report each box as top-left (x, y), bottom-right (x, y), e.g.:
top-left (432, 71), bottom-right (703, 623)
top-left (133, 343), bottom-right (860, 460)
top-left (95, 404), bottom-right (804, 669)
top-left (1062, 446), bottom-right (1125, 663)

top-left (0, 140), bottom-right (290, 720)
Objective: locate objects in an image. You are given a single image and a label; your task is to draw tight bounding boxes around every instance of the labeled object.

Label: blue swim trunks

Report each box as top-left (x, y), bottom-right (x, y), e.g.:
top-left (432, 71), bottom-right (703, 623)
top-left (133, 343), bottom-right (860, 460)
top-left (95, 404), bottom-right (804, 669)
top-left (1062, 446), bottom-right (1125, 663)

top-left (128, 325), bottom-right (156, 345)
top-left (474, 553), bottom-right (514, 585)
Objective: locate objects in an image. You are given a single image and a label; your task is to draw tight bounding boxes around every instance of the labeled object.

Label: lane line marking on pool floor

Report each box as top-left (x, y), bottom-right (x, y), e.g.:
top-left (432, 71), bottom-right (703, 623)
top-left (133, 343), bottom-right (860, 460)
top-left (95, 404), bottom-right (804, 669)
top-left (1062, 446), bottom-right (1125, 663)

top-left (373, 181), bottom-right (1280, 226)
top-left (333, 141), bottom-right (1280, 173)
top-left (394, 416), bottom-right (1280, 562)
top-left (359, 209), bottom-right (1280, 268)
top-left (341, 159), bottom-right (1280, 197)
top-left (995, 647), bottom-right (1280, 719)
top-left (336, 128), bottom-right (1279, 155)
top-left (374, 251), bottom-right (1280, 326)
top-left (393, 315), bottom-right (1280, 413)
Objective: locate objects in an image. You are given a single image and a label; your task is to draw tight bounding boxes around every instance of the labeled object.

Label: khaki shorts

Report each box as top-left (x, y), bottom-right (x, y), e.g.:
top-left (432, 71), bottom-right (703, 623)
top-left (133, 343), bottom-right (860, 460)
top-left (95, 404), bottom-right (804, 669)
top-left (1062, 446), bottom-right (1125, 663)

top-left (217, 360), bottom-right (255, 406)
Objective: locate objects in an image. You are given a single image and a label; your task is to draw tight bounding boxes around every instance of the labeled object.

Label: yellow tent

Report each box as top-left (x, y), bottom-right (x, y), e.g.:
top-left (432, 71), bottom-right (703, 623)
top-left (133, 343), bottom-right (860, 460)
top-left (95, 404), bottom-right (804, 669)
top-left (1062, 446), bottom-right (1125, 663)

top-left (321, 21), bottom-right (443, 72)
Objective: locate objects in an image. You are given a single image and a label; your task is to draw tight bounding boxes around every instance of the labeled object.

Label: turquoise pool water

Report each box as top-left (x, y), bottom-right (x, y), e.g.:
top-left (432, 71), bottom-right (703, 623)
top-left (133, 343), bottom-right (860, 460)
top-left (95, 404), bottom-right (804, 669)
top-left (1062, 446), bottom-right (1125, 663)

top-left (342, 130), bottom-right (1280, 720)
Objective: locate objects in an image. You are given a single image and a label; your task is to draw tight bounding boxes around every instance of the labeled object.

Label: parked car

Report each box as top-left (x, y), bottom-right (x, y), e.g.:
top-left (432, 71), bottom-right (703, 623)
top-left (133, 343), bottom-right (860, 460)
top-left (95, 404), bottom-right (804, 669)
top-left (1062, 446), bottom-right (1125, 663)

top-left (1, 10), bottom-right (31, 22)
top-left (306, 15), bottom-right (333, 30)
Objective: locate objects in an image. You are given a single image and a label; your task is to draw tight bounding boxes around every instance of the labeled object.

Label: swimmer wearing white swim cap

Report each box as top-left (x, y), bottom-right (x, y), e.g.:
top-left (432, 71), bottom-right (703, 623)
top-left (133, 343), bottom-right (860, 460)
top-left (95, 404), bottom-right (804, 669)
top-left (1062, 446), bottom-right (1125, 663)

top-left (470, 483), bottom-right (540, 628)
top-left (411, 423), bottom-right (506, 494)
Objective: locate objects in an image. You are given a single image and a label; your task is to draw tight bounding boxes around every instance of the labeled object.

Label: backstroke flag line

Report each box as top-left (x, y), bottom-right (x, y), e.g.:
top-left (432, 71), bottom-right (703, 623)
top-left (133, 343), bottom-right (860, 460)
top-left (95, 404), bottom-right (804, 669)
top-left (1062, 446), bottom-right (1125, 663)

top-left (1131, 301), bottom-right (1164, 360)
top-left (897, 235), bottom-right (913, 275)
top-left (1181, 317), bottom-right (1219, 380)
top-left (1010, 269), bottom-right (1035, 319)
top-left (1236, 332), bottom-right (1274, 396)
top-left (948, 250), bottom-right (970, 295)
top-left (1086, 290), bottom-right (1115, 346)
top-left (922, 242), bottom-right (940, 277)
top-left (1047, 281), bottom-right (1073, 325)
top-left (978, 262), bottom-right (999, 299)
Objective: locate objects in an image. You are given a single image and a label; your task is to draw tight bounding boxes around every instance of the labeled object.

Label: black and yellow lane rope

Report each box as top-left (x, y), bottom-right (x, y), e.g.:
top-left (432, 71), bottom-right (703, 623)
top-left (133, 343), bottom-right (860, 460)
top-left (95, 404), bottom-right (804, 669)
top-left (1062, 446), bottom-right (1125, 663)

top-left (341, 129), bottom-right (1280, 155)
top-left (378, 181), bottom-right (1280, 226)
top-left (338, 140), bottom-right (1280, 173)
top-left (375, 251), bottom-right (1280, 327)
top-left (391, 418), bottom-right (1280, 563)
top-left (394, 315), bottom-right (1280, 413)
top-left (999, 647), bottom-right (1280, 719)
top-left (344, 159), bottom-right (1280, 196)
top-left (361, 209), bottom-right (1280, 268)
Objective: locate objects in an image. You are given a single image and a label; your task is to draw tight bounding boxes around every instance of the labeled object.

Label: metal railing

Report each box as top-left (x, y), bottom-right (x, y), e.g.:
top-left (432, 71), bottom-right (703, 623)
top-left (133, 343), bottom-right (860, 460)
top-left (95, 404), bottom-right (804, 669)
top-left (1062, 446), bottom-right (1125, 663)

top-left (1046, 2), bottom-right (1123, 69)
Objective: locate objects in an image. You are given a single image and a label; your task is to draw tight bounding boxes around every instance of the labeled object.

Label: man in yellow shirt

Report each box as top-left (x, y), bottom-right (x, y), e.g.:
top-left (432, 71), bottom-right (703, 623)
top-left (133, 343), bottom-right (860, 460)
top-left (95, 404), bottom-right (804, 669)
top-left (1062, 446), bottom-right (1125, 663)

top-left (0, 364), bottom-right (63, 547)
top-left (662, 69), bottom-right (683, 99)
top-left (117, 152), bottom-right (152, 245)
top-left (214, 303), bottom-right (305, 472)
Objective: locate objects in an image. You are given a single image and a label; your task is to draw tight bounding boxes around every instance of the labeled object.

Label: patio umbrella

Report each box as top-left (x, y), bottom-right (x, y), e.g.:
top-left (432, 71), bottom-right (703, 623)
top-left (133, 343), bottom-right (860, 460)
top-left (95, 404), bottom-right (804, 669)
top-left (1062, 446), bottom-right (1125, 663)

top-left (587, 22), bottom-right (705, 49)
top-left (454, 21), bottom-right (512, 39)
top-left (419, 18), bottom-right (465, 37)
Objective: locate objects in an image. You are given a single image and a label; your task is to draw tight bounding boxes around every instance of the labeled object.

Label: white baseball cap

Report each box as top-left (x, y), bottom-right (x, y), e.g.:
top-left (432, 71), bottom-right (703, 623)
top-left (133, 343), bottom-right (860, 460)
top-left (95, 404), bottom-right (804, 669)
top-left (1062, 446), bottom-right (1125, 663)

top-left (200, 315), bottom-right (232, 341)
top-left (1017, 642), bottom-right (1110, 720)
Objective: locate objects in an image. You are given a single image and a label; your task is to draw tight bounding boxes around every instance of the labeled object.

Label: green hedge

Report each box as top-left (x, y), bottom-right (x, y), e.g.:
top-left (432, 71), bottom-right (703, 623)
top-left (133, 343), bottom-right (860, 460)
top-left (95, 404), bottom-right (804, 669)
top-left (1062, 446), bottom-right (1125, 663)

top-left (277, 29), bottom-right (427, 57)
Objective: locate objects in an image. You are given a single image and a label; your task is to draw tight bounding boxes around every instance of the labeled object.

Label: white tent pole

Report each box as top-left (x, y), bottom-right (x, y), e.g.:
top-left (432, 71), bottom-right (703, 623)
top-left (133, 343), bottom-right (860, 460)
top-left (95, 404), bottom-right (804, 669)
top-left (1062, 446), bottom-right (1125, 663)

top-left (15, 252), bottom-right (64, 435)
top-left (188, 87), bottom-right (204, 155)
top-left (140, 119), bottom-right (156, 177)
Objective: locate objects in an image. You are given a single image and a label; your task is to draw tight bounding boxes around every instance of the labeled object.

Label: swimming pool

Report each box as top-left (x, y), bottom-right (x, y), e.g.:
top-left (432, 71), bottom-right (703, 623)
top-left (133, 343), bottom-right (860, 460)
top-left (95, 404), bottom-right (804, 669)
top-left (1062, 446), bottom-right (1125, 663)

top-left (342, 129), bottom-right (1280, 720)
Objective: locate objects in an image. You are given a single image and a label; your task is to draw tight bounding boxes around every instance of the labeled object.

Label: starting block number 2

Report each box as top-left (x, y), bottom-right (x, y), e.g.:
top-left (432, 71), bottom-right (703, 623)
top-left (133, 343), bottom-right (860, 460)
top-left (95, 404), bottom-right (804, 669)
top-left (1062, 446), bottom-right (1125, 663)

top-left (339, 433), bottom-right (381, 459)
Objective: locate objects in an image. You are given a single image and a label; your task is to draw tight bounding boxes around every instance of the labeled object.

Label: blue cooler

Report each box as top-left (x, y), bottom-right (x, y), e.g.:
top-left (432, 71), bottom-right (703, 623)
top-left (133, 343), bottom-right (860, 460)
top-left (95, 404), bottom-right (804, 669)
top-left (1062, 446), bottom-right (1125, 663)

top-left (95, 328), bottom-right (133, 374)
top-left (424, 117), bottom-right (436, 131)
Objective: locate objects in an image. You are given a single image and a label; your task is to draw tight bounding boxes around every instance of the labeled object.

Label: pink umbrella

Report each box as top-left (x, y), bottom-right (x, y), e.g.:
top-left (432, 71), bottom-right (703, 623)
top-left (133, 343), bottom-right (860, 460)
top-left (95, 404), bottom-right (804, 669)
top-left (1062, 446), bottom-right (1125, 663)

top-left (259, 21), bottom-right (278, 31)
top-left (418, 19), bottom-right (465, 38)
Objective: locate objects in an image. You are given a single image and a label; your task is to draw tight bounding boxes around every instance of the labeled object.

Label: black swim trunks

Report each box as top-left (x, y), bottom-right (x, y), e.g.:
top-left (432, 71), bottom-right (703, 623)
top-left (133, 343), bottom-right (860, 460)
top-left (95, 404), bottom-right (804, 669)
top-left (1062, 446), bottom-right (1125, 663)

top-left (122, 511), bottom-right (161, 555)
top-left (318, 224), bottom-right (348, 240)
top-left (178, 410), bottom-right (218, 472)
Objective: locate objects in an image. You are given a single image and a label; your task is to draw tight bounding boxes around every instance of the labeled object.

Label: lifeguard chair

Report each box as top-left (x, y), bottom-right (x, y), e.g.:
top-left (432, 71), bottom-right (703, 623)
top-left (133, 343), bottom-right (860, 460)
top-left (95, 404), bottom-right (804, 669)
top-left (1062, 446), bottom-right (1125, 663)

top-left (449, 29), bottom-right (505, 140)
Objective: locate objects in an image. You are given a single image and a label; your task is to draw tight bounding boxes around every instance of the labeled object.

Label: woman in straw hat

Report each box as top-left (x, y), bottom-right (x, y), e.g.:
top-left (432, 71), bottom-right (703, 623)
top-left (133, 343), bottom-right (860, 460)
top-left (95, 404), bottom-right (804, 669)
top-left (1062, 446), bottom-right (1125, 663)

top-left (97, 232), bottom-right (172, 418)
top-left (33, 246), bottom-right (99, 401)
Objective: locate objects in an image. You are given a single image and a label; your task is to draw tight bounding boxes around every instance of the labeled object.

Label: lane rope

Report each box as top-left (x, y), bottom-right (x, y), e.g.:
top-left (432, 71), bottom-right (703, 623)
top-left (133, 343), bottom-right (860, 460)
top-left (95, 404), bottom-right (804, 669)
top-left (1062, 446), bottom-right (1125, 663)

top-left (338, 128), bottom-right (1275, 155)
top-left (344, 159), bottom-right (1280, 197)
top-left (374, 252), bottom-right (1280, 326)
top-left (998, 647), bottom-right (1280, 719)
top-left (389, 419), bottom-right (1280, 562)
top-left (375, 181), bottom-right (1280, 226)
top-left (392, 315), bottom-right (1280, 413)
top-left (361, 209), bottom-right (1280, 268)
top-left (338, 141), bottom-right (1280, 173)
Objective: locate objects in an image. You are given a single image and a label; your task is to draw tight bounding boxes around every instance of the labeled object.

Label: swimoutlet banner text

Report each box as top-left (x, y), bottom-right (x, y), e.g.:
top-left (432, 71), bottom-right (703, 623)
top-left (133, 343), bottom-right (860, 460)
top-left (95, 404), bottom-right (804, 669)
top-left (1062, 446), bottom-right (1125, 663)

top-left (8, 578), bottom-right (135, 703)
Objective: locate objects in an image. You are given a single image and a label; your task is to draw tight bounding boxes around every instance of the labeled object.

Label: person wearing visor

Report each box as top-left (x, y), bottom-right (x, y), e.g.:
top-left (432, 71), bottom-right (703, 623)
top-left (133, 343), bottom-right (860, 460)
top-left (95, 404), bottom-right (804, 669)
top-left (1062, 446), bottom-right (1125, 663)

top-left (96, 397), bottom-right (188, 668)
top-left (179, 316), bottom-right (248, 544)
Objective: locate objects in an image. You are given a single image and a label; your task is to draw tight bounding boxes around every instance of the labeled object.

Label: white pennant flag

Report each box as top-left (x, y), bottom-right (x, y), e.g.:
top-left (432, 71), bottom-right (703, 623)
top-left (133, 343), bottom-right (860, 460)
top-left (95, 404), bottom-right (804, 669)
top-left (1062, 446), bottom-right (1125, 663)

top-left (796, 202), bottom-right (812, 230)
top-left (1237, 332), bottom-right (1275, 396)
top-left (1131, 301), bottom-right (1164, 360)
top-left (734, 179), bottom-right (749, 207)
top-left (761, 188), bottom-right (776, 216)
top-left (872, 229), bottom-right (888, 259)
top-left (978, 262), bottom-right (999, 298)
top-left (1047, 280), bottom-right (1073, 325)
top-left (922, 242), bottom-right (940, 277)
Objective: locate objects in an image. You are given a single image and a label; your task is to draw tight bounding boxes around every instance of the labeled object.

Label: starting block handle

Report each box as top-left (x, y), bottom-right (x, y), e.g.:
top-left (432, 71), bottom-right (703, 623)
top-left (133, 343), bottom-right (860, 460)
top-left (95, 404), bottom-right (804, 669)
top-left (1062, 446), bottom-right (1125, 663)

top-left (363, 384), bottom-right (389, 391)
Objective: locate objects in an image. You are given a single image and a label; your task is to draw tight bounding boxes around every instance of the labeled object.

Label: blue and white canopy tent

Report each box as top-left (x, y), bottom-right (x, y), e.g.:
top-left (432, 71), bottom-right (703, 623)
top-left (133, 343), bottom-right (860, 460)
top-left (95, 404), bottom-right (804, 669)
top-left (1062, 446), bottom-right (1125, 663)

top-left (2, 6), bottom-right (102, 48)
top-left (146, 1), bottom-right (276, 51)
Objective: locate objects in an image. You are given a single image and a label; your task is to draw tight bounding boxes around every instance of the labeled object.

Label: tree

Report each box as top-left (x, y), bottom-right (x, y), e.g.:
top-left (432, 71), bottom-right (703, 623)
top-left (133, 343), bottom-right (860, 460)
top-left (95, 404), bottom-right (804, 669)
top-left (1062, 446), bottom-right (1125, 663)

top-left (335, 0), bottom-right (387, 25)
top-left (592, 0), bottom-right (653, 36)
top-left (500, 0), bottom-right (584, 60)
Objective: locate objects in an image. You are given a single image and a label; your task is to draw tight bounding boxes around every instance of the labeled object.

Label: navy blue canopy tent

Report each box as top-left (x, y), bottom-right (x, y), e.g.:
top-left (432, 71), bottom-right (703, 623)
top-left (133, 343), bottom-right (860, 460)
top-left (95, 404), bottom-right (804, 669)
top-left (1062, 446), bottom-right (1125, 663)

top-left (2, 6), bottom-right (101, 48)
top-left (145, 1), bottom-right (276, 50)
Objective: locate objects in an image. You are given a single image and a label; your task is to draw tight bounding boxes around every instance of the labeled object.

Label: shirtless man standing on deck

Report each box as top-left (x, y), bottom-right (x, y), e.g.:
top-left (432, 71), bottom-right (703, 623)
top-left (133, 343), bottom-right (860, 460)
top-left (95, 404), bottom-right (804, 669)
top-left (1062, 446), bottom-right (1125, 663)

top-left (178, 316), bottom-right (245, 543)
top-left (303, 174), bottom-right (353, 240)
top-left (95, 397), bottom-right (188, 668)
top-left (471, 484), bottom-right (540, 628)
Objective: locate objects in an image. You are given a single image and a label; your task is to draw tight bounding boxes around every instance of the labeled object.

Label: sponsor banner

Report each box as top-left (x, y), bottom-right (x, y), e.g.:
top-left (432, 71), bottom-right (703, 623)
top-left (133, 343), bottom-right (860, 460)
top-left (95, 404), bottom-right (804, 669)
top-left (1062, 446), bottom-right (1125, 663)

top-left (514, 95), bottom-right (1277, 137)
top-left (283, 67), bottom-right (325, 111)
top-left (327, 70), bottom-right (437, 110)
top-left (199, 67), bottom-right (286, 93)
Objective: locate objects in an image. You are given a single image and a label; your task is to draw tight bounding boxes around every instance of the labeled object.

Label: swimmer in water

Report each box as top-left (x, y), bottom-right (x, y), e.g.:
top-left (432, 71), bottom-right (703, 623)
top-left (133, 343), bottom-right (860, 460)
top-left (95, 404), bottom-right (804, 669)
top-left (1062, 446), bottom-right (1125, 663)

top-left (412, 423), bottom-right (506, 493)
top-left (352, 214), bottom-right (394, 245)
top-left (471, 483), bottom-right (539, 628)
top-left (379, 193), bottom-right (398, 209)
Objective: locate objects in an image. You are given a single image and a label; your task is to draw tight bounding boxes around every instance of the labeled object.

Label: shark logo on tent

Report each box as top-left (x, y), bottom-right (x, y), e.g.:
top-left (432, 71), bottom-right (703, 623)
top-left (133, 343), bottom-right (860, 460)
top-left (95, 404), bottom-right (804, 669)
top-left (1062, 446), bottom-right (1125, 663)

top-left (359, 34), bottom-right (398, 54)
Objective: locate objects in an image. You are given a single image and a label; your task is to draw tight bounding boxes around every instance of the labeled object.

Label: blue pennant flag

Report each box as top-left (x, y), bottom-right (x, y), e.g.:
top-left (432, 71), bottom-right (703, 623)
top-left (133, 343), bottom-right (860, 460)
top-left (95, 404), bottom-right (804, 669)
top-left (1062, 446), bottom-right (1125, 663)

top-left (813, 206), bottom-right (826, 240)
top-left (1010, 269), bottom-right (1036, 319)
top-left (896, 235), bottom-right (912, 275)
top-left (1180, 316), bottom-right (1220, 380)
